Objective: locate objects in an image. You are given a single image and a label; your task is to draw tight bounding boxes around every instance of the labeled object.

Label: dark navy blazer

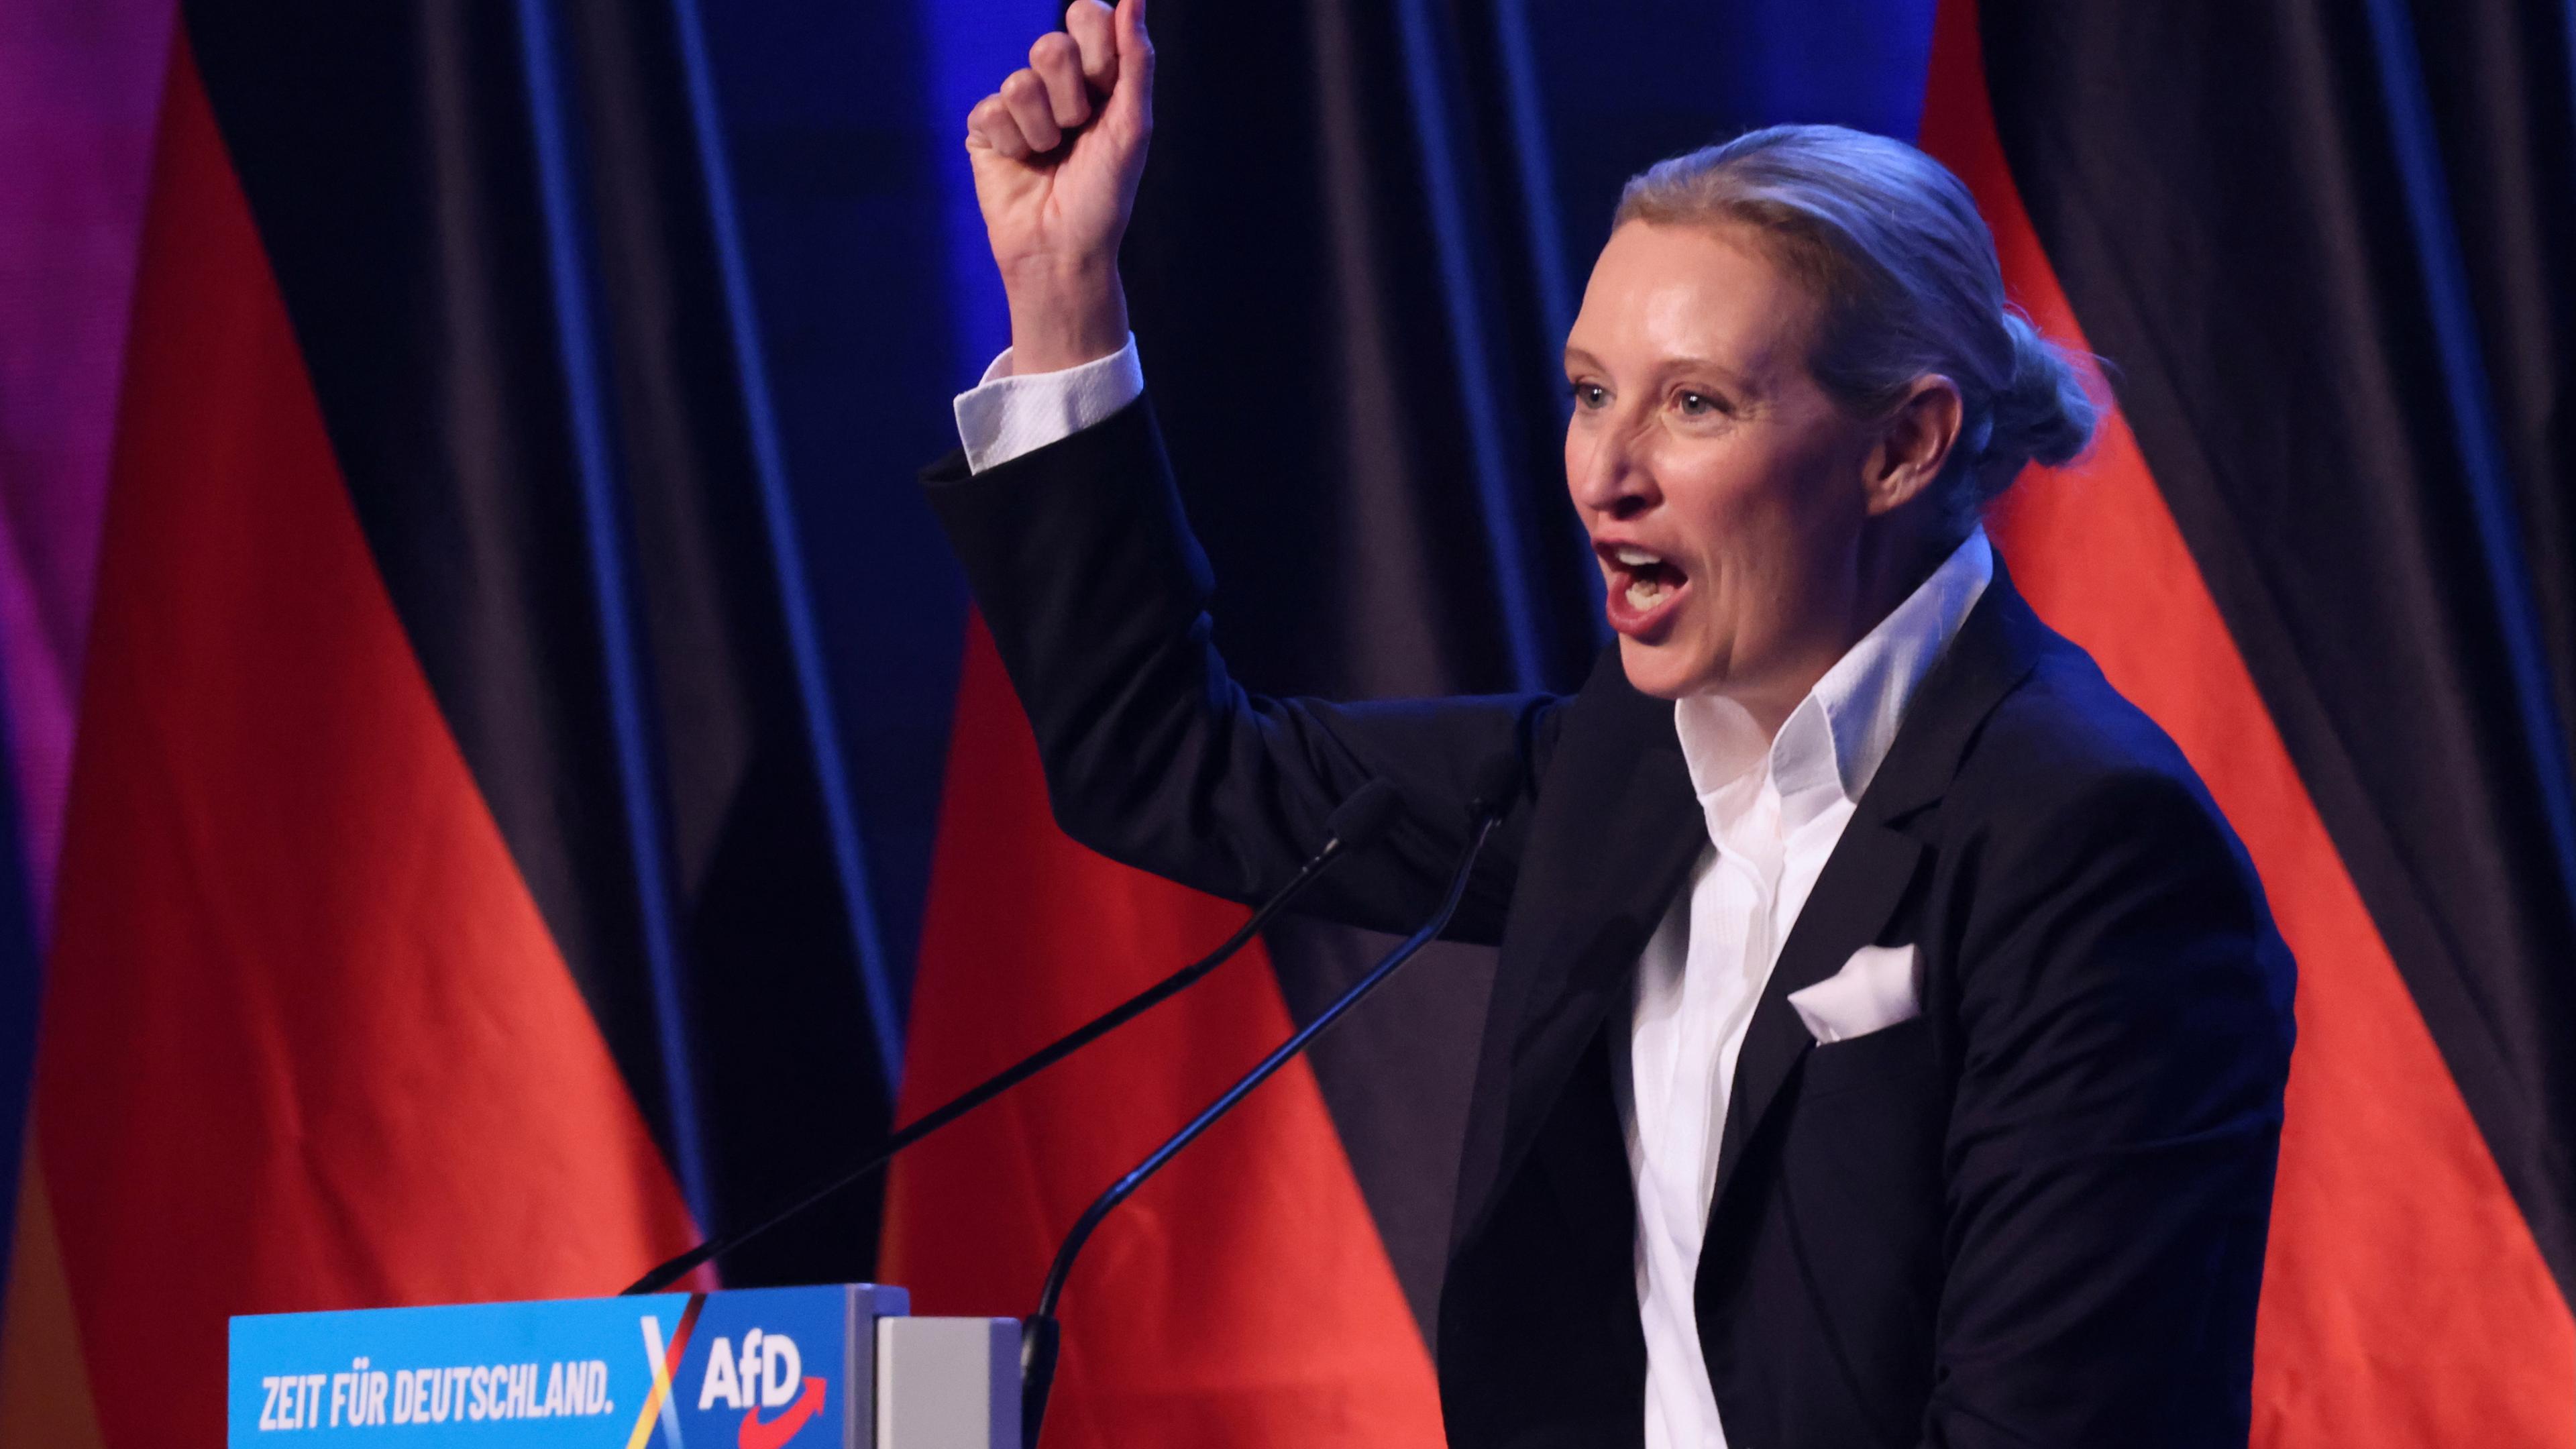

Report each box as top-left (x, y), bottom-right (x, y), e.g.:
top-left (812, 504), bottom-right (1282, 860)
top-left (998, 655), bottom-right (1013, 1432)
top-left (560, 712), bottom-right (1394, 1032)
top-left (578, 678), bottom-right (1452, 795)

top-left (925, 397), bottom-right (2296, 1449)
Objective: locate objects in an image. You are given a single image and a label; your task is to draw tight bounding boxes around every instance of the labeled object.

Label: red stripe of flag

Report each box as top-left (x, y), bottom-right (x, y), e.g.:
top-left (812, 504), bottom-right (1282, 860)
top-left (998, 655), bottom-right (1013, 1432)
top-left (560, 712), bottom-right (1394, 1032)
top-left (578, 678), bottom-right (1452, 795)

top-left (882, 616), bottom-right (1446, 1446)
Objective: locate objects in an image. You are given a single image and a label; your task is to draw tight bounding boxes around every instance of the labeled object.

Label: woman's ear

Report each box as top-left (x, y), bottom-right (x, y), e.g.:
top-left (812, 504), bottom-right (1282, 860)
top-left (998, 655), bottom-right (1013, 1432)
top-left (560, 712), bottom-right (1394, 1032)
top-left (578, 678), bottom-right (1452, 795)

top-left (1864, 376), bottom-right (1964, 517)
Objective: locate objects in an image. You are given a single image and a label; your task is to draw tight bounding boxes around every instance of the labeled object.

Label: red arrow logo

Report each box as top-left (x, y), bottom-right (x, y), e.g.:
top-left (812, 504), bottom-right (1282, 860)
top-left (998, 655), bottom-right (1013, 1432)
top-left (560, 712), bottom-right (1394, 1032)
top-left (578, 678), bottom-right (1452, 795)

top-left (737, 1377), bottom-right (826, 1449)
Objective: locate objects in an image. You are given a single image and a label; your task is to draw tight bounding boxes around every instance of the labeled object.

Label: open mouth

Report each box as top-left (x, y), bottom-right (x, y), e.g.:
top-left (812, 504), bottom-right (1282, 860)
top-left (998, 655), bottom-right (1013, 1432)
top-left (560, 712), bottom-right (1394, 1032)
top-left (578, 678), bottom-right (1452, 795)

top-left (1599, 543), bottom-right (1690, 639)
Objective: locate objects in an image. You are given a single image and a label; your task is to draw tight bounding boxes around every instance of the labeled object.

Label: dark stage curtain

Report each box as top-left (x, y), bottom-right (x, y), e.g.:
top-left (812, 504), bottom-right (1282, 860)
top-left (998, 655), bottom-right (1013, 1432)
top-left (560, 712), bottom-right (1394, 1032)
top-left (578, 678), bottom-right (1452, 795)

top-left (1979, 0), bottom-right (2576, 1299)
top-left (178, 0), bottom-right (904, 1287)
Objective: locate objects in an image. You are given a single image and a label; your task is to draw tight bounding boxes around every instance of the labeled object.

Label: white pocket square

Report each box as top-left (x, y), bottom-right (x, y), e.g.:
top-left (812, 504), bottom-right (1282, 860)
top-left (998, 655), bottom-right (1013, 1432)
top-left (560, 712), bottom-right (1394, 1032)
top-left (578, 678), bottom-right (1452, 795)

top-left (1787, 943), bottom-right (1921, 1044)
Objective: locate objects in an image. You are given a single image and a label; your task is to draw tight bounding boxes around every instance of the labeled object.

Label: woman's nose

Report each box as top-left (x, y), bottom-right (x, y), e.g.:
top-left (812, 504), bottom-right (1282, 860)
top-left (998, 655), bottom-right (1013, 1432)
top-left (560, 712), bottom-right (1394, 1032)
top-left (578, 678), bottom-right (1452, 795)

top-left (1569, 428), bottom-right (1654, 521)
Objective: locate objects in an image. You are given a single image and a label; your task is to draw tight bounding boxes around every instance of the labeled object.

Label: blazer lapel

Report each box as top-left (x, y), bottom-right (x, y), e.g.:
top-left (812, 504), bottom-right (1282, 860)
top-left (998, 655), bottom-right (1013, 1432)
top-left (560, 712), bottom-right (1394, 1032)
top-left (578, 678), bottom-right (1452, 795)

top-left (1705, 820), bottom-right (1923, 1214)
top-left (1454, 561), bottom-right (2061, 1255)
top-left (1516, 735), bottom-right (1694, 1002)
top-left (1505, 736), bottom-right (1703, 1148)
top-left (1703, 561), bottom-right (2055, 1226)
top-left (1453, 657), bottom-right (1703, 1247)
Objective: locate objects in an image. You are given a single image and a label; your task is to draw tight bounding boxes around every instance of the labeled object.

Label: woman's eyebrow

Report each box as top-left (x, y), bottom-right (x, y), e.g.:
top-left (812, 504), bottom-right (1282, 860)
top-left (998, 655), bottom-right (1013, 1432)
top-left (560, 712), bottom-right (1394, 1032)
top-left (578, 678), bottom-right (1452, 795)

top-left (1658, 354), bottom-right (1764, 396)
top-left (1561, 346), bottom-right (1762, 394)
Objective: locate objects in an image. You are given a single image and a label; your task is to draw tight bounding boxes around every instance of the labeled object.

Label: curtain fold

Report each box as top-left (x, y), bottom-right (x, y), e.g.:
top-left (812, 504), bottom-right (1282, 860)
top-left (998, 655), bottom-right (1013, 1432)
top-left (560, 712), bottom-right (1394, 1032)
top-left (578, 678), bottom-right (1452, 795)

top-left (1938, 0), bottom-right (2576, 1438)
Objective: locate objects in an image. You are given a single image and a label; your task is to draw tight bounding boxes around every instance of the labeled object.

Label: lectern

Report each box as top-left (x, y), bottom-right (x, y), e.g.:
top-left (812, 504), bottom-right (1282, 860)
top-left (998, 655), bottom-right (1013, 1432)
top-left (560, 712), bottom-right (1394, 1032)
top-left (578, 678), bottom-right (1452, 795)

top-left (230, 1285), bottom-right (1018, 1448)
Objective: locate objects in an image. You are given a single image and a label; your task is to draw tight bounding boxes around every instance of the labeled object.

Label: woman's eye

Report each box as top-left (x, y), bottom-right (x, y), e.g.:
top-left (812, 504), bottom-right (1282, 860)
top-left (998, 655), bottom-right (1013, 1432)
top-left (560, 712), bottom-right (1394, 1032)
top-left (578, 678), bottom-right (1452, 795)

top-left (1571, 382), bottom-right (1609, 409)
top-left (1676, 390), bottom-right (1721, 417)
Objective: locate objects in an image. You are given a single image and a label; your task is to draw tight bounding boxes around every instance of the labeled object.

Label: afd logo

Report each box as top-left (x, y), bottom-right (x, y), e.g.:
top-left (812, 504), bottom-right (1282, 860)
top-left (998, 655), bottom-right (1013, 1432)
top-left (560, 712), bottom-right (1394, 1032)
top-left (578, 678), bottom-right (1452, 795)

top-left (698, 1329), bottom-right (826, 1449)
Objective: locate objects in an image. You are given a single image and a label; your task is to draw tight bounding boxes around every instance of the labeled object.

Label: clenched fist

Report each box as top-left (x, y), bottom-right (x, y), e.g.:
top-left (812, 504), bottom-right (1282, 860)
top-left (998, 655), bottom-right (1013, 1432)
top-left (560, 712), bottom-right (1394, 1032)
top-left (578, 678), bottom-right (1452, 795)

top-left (965, 0), bottom-right (1153, 374)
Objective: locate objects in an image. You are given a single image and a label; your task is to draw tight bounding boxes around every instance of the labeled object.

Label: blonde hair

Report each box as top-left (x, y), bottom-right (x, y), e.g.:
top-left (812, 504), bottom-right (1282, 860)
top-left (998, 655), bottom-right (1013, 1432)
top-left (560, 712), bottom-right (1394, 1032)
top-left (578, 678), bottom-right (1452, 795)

top-left (1616, 125), bottom-right (2097, 532)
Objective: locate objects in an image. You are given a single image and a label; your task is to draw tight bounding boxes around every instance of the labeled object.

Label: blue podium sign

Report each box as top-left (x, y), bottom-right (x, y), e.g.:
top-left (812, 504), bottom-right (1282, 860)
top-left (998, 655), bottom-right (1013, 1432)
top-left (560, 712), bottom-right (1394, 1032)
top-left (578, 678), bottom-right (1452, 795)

top-left (229, 1283), bottom-right (908, 1449)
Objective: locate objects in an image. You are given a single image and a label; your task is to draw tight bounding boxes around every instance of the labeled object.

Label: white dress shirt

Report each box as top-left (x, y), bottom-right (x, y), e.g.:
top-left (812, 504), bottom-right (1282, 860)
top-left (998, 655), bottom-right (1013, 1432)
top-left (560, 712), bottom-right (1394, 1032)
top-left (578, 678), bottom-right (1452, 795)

top-left (1621, 532), bottom-right (1990, 1449)
top-left (954, 343), bottom-right (1994, 1449)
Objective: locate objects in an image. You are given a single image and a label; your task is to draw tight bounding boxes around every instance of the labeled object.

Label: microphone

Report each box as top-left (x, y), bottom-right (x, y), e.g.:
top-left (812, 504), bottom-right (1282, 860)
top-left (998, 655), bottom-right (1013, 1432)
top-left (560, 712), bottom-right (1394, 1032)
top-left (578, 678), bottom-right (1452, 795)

top-left (621, 779), bottom-right (1402, 1296)
top-left (1017, 751), bottom-right (1524, 1446)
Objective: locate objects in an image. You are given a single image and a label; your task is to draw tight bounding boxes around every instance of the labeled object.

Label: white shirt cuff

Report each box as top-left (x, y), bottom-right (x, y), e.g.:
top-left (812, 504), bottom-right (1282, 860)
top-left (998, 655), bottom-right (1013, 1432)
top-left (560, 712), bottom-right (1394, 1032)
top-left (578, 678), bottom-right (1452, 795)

top-left (951, 336), bottom-right (1145, 474)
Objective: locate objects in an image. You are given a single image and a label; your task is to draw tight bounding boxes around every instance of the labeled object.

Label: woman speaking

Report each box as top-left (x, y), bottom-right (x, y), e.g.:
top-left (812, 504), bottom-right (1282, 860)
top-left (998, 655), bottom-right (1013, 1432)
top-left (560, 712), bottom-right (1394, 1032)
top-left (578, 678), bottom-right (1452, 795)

top-left (928, 3), bottom-right (2296, 1446)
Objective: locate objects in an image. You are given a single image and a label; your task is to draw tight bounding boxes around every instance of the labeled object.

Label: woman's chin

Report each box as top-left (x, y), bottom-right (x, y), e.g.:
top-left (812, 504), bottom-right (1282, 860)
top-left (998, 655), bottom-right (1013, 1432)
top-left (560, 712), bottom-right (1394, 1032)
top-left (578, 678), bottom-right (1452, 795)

top-left (1615, 636), bottom-right (1707, 701)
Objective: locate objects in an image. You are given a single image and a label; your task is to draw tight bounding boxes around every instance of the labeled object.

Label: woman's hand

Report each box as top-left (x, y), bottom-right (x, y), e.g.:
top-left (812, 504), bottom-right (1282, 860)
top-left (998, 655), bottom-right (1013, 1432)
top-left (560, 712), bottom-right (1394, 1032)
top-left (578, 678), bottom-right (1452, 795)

top-left (965, 0), bottom-right (1153, 374)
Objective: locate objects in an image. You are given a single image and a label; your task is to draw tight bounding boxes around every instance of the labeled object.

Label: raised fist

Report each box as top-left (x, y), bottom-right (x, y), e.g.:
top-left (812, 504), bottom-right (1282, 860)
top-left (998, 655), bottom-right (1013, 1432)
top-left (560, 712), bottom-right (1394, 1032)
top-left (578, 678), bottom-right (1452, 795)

top-left (964, 0), bottom-right (1152, 372)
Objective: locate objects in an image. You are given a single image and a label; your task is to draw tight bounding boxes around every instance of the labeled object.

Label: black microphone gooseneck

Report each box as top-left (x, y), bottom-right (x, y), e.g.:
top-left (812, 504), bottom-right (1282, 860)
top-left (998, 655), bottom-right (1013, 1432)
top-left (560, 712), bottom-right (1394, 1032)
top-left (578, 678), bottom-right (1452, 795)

top-left (1016, 753), bottom-right (1523, 1447)
top-left (620, 780), bottom-right (1404, 1297)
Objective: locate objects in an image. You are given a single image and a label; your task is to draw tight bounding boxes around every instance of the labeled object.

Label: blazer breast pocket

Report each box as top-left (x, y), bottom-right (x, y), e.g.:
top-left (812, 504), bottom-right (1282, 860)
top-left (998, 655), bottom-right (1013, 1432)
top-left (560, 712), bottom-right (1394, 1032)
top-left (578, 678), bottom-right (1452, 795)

top-left (1797, 1014), bottom-right (1937, 1104)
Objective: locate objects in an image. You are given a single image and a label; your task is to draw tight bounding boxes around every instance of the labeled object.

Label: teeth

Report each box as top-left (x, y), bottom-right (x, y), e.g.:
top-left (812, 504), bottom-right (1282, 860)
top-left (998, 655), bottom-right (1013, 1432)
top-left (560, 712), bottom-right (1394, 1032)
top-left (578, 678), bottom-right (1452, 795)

top-left (1613, 546), bottom-right (1662, 567)
top-left (1625, 577), bottom-right (1666, 609)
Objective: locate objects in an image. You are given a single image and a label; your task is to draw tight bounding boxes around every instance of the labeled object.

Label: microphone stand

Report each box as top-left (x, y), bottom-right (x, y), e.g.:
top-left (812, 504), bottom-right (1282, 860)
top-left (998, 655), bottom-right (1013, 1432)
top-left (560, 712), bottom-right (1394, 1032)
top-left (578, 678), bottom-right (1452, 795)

top-left (1016, 759), bottom-right (1516, 1446)
top-left (621, 781), bottom-right (1401, 1296)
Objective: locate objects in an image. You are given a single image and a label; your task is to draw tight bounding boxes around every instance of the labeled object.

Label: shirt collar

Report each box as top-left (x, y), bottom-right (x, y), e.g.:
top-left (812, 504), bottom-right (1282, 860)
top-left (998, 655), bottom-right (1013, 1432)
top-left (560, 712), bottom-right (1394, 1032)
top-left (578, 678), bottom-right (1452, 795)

top-left (1672, 528), bottom-right (1995, 835)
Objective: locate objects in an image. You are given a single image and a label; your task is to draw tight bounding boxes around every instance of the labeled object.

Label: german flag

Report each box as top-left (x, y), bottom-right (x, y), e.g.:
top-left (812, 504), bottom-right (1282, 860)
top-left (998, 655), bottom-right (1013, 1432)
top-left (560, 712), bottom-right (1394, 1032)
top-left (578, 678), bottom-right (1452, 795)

top-left (0, 5), bottom-right (898, 1442)
top-left (1925, 0), bottom-right (2576, 1442)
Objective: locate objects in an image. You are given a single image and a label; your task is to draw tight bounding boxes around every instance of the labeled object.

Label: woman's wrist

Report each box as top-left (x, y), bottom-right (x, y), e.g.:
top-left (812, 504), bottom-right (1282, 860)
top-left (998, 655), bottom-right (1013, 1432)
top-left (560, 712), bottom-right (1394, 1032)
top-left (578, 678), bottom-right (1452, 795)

top-left (1003, 260), bottom-right (1131, 375)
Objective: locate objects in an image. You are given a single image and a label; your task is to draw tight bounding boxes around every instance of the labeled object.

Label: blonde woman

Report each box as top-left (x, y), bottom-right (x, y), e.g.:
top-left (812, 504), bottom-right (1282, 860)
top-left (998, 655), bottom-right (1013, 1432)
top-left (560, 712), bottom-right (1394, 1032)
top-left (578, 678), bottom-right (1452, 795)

top-left (931, 4), bottom-right (2294, 1445)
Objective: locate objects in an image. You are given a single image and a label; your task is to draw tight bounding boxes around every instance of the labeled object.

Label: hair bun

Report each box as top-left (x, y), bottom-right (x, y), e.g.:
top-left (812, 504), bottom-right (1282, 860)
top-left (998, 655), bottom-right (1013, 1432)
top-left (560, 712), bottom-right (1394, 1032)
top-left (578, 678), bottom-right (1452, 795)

top-left (1983, 311), bottom-right (2098, 479)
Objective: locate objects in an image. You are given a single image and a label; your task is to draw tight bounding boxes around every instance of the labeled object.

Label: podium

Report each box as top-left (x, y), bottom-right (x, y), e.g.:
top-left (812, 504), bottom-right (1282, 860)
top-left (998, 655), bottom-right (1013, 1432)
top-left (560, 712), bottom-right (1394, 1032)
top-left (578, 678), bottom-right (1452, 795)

top-left (230, 1285), bottom-right (1019, 1448)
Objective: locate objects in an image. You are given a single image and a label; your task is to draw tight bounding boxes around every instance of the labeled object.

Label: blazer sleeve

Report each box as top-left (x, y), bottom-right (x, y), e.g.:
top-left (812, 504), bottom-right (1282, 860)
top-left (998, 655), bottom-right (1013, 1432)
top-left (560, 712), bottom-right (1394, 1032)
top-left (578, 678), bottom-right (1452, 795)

top-left (920, 394), bottom-right (1557, 945)
top-left (1926, 763), bottom-right (2296, 1448)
